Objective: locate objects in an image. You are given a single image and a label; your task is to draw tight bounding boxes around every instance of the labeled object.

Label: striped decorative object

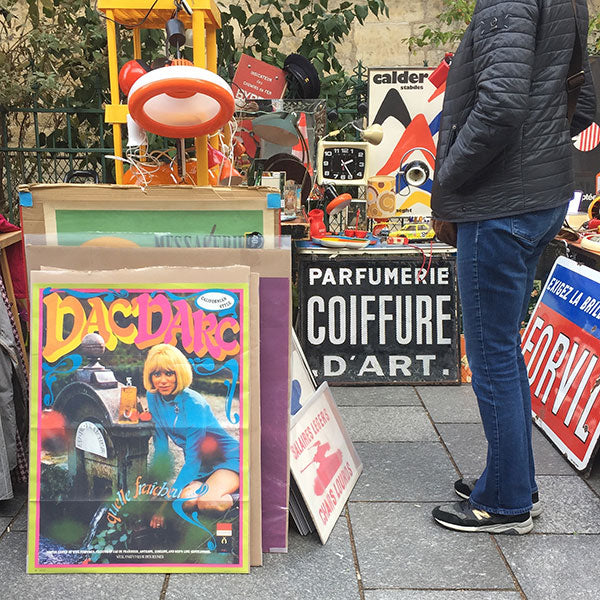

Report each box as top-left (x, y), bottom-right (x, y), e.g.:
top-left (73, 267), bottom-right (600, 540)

top-left (574, 122), bottom-right (600, 152)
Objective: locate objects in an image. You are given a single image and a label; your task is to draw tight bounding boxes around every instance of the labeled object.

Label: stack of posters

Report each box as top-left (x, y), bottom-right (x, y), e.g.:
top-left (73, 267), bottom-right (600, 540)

top-left (21, 184), bottom-right (293, 570)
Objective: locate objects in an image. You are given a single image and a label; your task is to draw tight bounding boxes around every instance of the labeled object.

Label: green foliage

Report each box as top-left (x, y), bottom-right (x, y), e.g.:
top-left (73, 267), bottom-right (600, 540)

top-left (0, 0), bottom-right (164, 109)
top-left (405, 0), bottom-right (475, 52)
top-left (589, 13), bottom-right (600, 56)
top-left (0, 0), bottom-right (104, 108)
top-left (217, 0), bottom-right (389, 100)
top-left (1, 0), bottom-right (388, 108)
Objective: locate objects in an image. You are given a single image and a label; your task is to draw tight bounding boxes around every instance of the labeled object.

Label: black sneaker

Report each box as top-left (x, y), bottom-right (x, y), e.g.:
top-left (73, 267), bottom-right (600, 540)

top-left (454, 478), bottom-right (542, 518)
top-left (432, 500), bottom-right (533, 534)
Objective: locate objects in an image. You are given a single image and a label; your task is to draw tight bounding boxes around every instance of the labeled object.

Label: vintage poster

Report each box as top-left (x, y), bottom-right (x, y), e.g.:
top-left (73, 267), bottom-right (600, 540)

top-left (27, 276), bottom-right (251, 572)
top-left (19, 184), bottom-right (280, 249)
top-left (289, 382), bottom-right (362, 544)
top-left (368, 67), bottom-right (444, 216)
top-left (522, 256), bottom-right (600, 472)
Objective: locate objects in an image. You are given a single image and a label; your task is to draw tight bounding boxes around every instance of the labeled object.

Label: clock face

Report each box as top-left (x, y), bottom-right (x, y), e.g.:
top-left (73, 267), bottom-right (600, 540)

top-left (320, 146), bottom-right (367, 182)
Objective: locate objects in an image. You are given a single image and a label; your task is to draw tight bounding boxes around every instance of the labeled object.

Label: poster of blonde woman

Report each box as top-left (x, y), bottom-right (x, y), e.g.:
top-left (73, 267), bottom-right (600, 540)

top-left (28, 282), bottom-right (250, 573)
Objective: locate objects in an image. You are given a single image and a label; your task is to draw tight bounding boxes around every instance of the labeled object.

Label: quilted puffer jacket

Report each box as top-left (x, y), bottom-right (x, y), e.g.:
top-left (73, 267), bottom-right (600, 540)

top-left (431, 0), bottom-right (597, 222)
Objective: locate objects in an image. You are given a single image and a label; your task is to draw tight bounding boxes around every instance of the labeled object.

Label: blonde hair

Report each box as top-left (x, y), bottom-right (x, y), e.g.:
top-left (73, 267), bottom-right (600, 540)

top-left (142, 344), bottom-right (193, 394)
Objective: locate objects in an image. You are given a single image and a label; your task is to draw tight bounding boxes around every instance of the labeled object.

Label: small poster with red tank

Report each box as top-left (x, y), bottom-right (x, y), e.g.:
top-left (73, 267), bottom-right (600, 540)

top-left (289, 382), bottom-right (362, 543)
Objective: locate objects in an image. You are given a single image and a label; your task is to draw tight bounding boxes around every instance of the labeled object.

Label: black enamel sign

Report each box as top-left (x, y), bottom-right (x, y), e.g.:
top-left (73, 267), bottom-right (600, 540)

top-left (297, 253), bottom-right (460, 385)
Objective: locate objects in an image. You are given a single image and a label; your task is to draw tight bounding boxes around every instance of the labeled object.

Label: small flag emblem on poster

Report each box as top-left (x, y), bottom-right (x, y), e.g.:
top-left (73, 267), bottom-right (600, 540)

top-left (216, 522), bottom-right (233, 553)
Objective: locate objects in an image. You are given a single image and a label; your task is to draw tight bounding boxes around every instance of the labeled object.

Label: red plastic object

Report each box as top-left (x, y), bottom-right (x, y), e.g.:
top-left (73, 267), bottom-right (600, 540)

top-left (429, 53), bottom-right (453, 89)
top-left (344, 229), bottom-right (368, 238)
top-left (118, 59), bottom-right (149, 96)
top-left (139, 410), bottom-right (153, 422)
top-left (308, 209), bottom-right (327, 238)
top-left (387, 236), bottom-right (409, 245)
top-left (326, 193), bottom-right (352, 215)
top-left (589, 218), bottom-right (600, 229)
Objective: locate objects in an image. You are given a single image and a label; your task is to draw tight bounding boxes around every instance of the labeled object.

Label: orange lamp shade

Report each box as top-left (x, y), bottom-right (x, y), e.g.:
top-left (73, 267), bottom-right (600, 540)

top-left (127, 65), bottom-right (235, 138)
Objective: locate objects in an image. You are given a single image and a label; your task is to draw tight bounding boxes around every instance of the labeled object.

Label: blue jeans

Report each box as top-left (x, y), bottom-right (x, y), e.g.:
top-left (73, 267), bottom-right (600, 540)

top-left (457, 203), bottom-right (568, 515)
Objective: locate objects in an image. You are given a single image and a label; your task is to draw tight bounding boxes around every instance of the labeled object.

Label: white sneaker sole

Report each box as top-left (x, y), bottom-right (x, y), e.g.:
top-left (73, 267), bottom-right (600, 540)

top-left (455, 488), bottom-right (542, 518)
top-left (434, 515), bottom-right (534, 535)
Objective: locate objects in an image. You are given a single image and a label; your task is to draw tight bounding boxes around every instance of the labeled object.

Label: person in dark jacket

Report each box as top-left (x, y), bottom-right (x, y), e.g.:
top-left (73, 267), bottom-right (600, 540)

top-left (431, 0), bottom-right (596, 534)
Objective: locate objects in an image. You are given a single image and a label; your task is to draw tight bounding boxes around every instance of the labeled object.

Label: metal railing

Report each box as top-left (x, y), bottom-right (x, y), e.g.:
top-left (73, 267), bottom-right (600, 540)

top-left (0, 95), bottom-right (113, 223)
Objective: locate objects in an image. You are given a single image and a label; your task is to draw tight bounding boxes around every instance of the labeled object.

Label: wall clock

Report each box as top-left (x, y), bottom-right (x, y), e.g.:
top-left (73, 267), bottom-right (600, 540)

top-left (316, 141), bottom-right (370, 186)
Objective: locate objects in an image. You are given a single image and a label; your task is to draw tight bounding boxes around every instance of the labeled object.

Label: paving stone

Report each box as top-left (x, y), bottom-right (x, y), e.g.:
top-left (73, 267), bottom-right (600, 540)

top-left (531, 427), bottom-right (579, 475)
top-left (0, 517), bottom-right (10, 535)
top-left (585, 459), bottom-right (600, 496)
top-left (0, 532), bottom-right (165, 599)
top-left (10, 508), bottom-right (27, 532)
top-left (436, 423), bottom-right (486, 477)
top-left (364, 591), bottom-right (520, 600)
top-left (349, 502), bottom-right (514, 590)
top-left (166, 519), bottom-right (360, 600)
top-left (498, 534), bottom-right (600, 600)
top-left (533, 475), bottom-right (600, 534)
top-left (330, 386), bottom-right (422, 407)
top-left (0, 493), bottom-right (26, 517)
top-left (338, 406), bottom-right (437, 442)
top-left (436, 423), bottom-right (577, 478)
top-left (350, 442), bottom-right (457, 502)
top-left (416, 385), bottom-right (481, 423)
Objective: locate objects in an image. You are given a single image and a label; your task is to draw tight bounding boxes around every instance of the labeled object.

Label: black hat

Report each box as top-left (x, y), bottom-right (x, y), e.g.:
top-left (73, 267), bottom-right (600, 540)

top-left (283, 54), bottom-right (321, 99)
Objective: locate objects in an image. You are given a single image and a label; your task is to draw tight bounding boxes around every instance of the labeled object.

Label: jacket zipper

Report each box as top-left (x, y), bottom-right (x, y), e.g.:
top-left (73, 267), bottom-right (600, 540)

top-left (447, 124), bottom-right (458, 153)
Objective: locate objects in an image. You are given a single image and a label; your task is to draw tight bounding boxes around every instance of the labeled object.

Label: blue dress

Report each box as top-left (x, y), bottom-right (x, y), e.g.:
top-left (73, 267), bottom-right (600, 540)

top-left (146, 387), bottom-right (239, 491)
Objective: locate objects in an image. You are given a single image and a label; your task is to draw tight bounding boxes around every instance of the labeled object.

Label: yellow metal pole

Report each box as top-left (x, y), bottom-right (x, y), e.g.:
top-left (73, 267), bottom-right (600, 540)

top-left (106, 10), bottom-right (123, 184)
top-left (193, 9), bottom-right (208, 185)
top-left (206, 26), bottom-right (221, 151)
top-left (132, 28), bottom-right (147, 161)
top-left (206, 26), bottom-right (217, 73)
top-left (133, 28), bottom-right (142, 59)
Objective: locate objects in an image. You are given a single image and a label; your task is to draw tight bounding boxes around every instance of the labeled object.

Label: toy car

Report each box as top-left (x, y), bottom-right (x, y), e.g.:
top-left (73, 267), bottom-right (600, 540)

top-left (389, 222), bottom-right (436, 241)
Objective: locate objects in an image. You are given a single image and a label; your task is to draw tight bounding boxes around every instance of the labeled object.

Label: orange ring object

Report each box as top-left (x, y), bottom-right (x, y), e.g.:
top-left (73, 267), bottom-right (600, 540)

top-left (128, 65), bottom-right (235, 138)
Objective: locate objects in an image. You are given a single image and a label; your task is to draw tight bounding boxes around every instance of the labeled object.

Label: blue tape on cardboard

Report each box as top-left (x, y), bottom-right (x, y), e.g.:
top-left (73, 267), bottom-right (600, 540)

top-left (267, 193), bottom-right (282, 209)
top-left (19, 191), bottom-right (33, 207)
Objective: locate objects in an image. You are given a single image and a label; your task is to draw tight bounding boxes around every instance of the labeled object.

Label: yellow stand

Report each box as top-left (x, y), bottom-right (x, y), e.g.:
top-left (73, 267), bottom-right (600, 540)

top-left (97, 0), bottom-right (222, 185)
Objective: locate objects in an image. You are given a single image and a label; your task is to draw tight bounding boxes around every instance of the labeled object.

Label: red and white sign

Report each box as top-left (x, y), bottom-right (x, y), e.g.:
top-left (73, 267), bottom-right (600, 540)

top-left (522, 256), bottom-right (600, 470)
top-left (574, 122), bottom-right (600, 152)
top-left (232, 54), bottom-right (286, 101)
top-left (289, 382), bottom-right (362, 543)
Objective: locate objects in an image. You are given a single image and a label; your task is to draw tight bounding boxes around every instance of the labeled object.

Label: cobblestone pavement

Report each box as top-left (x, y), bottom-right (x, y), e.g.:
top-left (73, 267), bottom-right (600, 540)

top-left (2, 385), bottom-right (599, 599)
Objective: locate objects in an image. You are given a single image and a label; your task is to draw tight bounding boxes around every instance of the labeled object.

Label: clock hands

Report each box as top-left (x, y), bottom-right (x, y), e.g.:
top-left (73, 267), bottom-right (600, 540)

top-left (341, 158), bottom-right (354, 177)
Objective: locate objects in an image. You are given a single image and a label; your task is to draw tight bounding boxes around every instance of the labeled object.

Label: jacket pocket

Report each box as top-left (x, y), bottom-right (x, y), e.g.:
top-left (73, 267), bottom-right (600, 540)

top-left (444, 124), bottom-right (458, 158)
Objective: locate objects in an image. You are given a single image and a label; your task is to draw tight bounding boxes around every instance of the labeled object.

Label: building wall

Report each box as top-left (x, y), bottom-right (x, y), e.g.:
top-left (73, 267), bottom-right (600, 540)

top-left (298, 0), bottom-right (600, 72)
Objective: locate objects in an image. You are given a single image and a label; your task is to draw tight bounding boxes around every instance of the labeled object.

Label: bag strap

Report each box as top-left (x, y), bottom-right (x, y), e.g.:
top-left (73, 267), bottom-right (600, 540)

top-left (567, 0), bottom-right (585, 123)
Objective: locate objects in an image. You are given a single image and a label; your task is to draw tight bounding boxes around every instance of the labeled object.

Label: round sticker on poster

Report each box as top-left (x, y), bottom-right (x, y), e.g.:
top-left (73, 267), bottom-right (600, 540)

top-left (573, 122), bottom-right (600, 152)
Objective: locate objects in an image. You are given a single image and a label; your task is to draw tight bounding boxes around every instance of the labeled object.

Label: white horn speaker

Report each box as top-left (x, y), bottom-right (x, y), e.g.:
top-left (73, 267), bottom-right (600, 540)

top-left (403, 160), bottom-right (430, 187)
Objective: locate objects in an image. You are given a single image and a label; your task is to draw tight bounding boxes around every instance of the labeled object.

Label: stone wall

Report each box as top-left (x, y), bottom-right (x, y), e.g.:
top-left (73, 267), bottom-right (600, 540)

top-left (277, 0), bottom-right (600, 73)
